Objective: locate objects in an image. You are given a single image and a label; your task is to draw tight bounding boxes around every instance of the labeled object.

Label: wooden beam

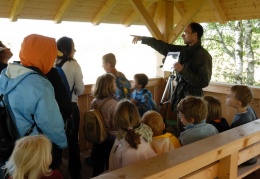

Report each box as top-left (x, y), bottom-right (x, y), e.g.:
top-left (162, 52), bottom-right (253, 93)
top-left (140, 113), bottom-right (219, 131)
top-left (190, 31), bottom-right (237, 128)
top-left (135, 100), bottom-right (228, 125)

top-left (92, 0), bottom-right (118, 26)
top-left (168, 0), bottom-right (207, 43)
top-left (208, 0), bottom-right (227, 24)
top-left (174, 1), bottom-right (185, 16)
top-left (165, 1), bottom-right (174, 40)
top-left (123, 1), bottom-right (154, 27)
top-left (54, 0), bottom-right (76, 24)
top-left (128, 0), bottom-right (163, 40)
top-left (153, 1), bottom-right (174, 41)
top-left (153, 1), bottom-right (165, 31)
top-left (9, 0), bottom-right (26, 22)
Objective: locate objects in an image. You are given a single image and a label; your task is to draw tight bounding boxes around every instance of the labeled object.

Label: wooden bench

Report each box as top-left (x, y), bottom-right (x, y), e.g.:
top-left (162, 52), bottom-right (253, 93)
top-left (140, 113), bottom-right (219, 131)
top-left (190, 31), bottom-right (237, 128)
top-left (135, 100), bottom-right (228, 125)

top-left (93, 119), bottom-right (260, 179)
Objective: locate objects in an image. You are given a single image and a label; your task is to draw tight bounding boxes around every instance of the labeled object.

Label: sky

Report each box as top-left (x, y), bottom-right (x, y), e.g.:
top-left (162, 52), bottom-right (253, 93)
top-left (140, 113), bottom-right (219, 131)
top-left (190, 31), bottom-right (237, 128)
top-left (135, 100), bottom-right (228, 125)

top-left (0, 18), bottom-right (158, 84)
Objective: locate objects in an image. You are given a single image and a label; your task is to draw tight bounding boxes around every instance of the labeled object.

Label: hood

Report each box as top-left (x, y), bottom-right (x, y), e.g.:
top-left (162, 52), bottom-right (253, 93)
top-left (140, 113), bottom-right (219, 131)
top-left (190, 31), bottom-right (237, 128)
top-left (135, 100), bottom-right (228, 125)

top-left (19, 34), bottom-right (57, 74)
top-left (0, 63), bottom-right (35, 95)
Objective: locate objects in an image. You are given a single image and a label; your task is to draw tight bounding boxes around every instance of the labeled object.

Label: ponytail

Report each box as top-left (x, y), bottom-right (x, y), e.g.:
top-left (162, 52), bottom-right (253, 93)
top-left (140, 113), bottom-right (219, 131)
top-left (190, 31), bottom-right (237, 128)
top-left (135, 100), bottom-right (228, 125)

top-left (125, 127), bottom-right (141, 149)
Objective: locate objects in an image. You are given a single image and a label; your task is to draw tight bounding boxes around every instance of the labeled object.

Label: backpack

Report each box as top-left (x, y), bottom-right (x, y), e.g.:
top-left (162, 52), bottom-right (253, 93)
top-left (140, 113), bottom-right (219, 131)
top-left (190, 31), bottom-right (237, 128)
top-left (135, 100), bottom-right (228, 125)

top-left (55, 59), bottom-right (75, 100)
top-left (0, 94), bottom-right (19, 161)
top-left (83, 99), bottom-right (110, 144)
top-left (55, 59), bottom-right (75, 134)
top-left (115, 72), bottom-right (131, 100)
top-left (0, 94), bottom-right (38, 162)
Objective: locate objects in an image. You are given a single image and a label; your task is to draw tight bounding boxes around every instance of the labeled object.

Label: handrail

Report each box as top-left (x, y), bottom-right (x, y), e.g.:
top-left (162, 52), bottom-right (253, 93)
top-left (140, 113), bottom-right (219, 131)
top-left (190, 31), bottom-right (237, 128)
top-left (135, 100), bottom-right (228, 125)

top-left (93, 119), bottom-right (260, 179)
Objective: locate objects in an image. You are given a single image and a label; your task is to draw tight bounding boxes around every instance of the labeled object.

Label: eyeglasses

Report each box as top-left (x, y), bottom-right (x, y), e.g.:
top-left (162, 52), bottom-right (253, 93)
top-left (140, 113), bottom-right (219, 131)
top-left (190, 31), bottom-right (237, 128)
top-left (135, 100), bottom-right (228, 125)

top-left (183, 31), bottom-right (194, 35)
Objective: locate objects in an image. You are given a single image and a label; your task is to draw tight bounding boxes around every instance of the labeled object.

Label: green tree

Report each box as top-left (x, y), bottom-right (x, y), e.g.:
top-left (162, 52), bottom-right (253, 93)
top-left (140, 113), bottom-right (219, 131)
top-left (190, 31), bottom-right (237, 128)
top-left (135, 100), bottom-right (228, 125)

top-left (203, 20), bottom-right (260, 86)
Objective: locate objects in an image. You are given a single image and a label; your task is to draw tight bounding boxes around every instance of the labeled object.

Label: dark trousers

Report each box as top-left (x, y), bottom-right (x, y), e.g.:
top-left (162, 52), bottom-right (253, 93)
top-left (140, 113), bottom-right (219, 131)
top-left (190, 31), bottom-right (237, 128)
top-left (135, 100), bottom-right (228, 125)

top-left (66, 103), bottom-right (82, 178)
top-left (92, 134), bottom-right (115, 177)
top-left (50, 143), bottom-right (63, 170)
top-left (0, 161), bottom-right (4, 179)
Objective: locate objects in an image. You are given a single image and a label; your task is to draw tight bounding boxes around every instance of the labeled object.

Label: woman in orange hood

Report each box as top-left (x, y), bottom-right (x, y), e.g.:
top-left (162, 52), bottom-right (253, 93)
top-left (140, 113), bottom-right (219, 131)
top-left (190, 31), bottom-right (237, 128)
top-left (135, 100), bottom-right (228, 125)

top-left (19, 34), bottom-right (57, 74)
top-left (0, 34), bottom-right (67, 177)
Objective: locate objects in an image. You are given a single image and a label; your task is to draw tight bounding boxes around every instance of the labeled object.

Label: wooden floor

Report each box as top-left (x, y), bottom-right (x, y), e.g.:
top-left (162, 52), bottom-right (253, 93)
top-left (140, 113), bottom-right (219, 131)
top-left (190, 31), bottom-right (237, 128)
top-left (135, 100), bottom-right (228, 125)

top-left (60, 150), bottom-right (260, 179)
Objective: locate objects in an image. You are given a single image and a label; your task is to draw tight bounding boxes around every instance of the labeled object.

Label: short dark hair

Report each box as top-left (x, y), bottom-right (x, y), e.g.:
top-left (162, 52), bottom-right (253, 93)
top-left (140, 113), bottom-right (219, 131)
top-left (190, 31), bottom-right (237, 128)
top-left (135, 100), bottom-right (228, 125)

top-left (189, 22), bottom-right (204, 39)
top-left (134, 73), bottom-right (148, 88)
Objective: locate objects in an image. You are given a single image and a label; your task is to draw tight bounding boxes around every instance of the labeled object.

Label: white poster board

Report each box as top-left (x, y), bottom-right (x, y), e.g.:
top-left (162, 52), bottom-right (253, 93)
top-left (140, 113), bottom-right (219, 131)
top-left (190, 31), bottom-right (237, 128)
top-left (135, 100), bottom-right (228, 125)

top-left (162, 52), bottom-right (180, 72)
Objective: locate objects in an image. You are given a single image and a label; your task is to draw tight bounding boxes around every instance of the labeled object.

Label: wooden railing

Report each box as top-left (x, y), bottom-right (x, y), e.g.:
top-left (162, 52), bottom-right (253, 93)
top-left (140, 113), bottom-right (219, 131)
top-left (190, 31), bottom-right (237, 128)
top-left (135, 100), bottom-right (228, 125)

top-left (78, 78), bottom-right (260, 152)
top-left (93, 119), bottom-right (260, 179)
top-left (77, 78), bottom-right (260, 178)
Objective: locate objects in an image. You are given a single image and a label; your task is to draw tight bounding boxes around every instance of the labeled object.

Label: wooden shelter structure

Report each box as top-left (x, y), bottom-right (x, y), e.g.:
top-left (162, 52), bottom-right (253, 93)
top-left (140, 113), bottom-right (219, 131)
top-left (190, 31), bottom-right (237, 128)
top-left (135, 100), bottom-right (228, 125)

top-left (1, 1), bottom-right (260, 178)
top-left (1, 0), bottom-right (260, 43)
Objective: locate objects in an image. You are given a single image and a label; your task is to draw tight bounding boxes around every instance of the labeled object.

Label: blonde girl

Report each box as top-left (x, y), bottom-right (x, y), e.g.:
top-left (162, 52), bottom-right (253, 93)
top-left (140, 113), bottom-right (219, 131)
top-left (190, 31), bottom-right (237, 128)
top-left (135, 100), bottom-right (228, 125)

top-left (90, 73), bottom-right (118, 177)
top-left (4, 135), bottom-right (62, 179)
top-left (109, 99), bottom-right (156, 171)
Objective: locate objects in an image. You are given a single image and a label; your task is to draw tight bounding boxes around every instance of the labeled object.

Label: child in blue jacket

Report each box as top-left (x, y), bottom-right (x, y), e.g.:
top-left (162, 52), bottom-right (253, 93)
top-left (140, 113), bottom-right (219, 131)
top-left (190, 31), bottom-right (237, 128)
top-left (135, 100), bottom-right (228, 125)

top-left (131, 73), bottom-right (157, 117)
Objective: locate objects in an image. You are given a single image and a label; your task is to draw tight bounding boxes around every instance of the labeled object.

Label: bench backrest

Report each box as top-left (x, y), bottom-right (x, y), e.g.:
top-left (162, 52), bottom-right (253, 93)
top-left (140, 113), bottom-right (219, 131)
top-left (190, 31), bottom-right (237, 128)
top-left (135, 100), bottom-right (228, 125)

top-left (94, 119), bottom-right (260, 179)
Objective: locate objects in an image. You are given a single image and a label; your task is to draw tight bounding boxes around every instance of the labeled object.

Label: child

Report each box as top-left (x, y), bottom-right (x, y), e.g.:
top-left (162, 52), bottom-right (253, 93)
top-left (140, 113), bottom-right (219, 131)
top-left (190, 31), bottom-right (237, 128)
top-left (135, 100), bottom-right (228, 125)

top-left (102, 53), bottom-right (131, 100)
top-left (226, 85), bottom-right (257, 165)
top-left (177, 96), bottom-right (219, 146)
top-left (90, 73), bottom-right (118, 177)
top-left (142, 111), bottom-right (181, 154)
top-left (202, 96), bottom-right (230, 133)
top-left (109, 99), bottom-right (156, 171)
top-left (3, 135), bottom-right (63, 179)
top-left (131, 73), bottom-right (157, 117)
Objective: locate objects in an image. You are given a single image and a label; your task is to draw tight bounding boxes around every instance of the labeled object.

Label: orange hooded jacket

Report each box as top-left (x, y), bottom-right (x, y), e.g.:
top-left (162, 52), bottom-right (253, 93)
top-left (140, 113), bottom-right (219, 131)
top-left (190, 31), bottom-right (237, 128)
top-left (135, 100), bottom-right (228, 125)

top-left (19, 34), bottom-right (57, 74)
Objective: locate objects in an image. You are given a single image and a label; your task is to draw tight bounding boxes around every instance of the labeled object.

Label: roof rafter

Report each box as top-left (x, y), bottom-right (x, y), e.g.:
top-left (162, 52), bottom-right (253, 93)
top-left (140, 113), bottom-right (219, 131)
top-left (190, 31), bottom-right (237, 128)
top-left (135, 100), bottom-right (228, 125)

top-left (123, 1), bottom-right (154, 27)
top-left (9, 0), bottom-right (26, 22)
top-left (92, 0), bottom-right (118, 26)
top-left (174, 1), bottom-right (185, 16)
top-left (54, 0), bottom-right (76, 24)
top-left (168, 0), bottom-right (207, 43)
top-left (208, 0), bottom-right (227, 24)
top-left (128, 0), bottom-right (162, 40)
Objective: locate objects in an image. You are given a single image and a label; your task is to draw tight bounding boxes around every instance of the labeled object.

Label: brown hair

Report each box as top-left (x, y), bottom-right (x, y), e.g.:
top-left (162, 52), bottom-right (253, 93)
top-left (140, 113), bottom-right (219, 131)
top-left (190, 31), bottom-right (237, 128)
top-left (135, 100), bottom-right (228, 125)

top-left (134, 73), bottom-right (148, 88)
top-left (230, 85), bottom-right (253, 107)
top-left (113, 99), bottom-right (141, 149)
top-left (177, 96), bottom-right (208, 123)
top-left (93, 73), bottom-right (116, 99)
top-left (102, 53), bottom-right (116, 67)
top-left (142, 111), bottom-right (164, 136)
top-left (202, 96), bottom-right (222, 123)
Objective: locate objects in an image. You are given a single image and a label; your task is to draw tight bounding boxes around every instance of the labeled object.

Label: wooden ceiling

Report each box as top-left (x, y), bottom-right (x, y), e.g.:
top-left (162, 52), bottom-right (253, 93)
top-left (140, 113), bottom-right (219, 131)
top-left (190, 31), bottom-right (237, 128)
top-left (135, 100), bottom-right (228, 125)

top-left (1, 0), bottom-right (259, 42)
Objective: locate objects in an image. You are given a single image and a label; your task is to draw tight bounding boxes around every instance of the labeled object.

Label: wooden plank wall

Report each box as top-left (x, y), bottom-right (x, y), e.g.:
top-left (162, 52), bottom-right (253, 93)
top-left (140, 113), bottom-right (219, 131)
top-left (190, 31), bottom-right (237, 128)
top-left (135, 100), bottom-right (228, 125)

top-left (77, 78), bottom-right (260, 152)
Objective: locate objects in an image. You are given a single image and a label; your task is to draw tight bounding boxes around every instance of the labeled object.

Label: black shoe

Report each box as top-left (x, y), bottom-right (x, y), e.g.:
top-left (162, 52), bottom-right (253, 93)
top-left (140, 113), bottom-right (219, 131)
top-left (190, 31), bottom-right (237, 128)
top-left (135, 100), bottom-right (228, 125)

top-left (84, 157), bottom-right (94, 167)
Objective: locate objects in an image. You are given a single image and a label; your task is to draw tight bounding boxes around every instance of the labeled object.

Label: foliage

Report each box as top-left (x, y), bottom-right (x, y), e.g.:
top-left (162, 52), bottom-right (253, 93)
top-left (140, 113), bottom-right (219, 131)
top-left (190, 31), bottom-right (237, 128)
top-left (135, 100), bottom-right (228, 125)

top-left (201, 20), bottom-right (260, 86)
